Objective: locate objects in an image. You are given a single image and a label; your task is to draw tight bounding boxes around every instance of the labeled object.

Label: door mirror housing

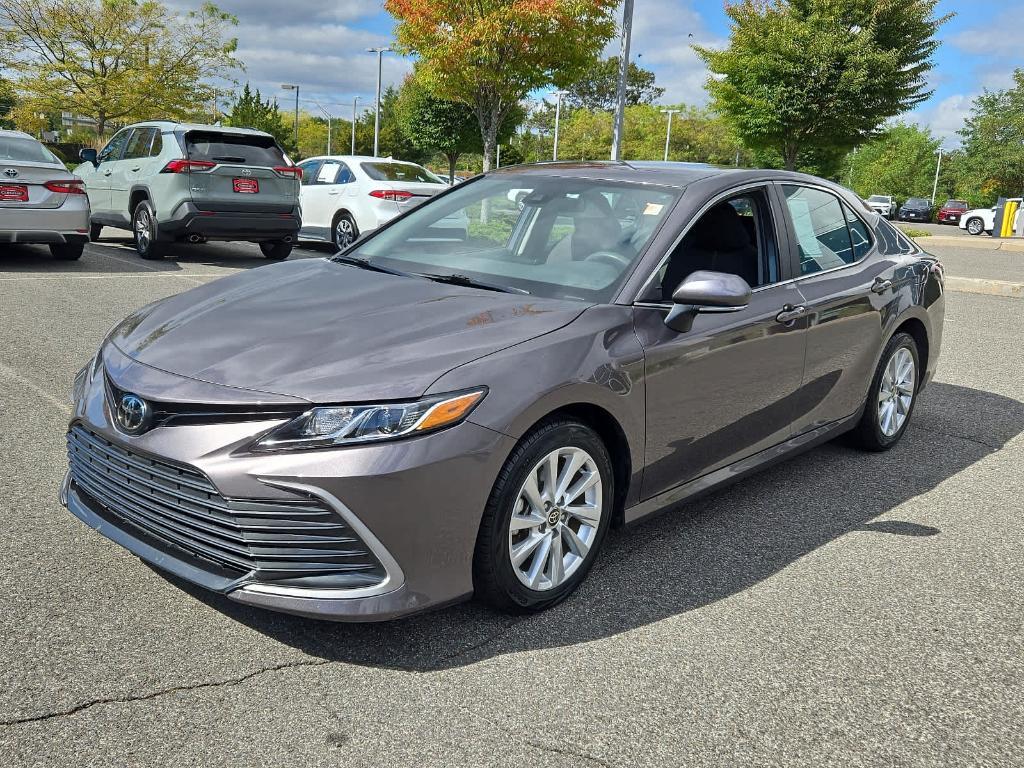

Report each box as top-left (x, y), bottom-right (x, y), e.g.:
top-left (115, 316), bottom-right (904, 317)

top-left (79, 148), bottom-right (99, 167)
top-left (665, 270), bottom-right (752, 333)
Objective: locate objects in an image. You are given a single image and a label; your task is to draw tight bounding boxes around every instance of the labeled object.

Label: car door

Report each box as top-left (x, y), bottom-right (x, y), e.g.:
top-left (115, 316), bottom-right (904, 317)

top-left (776, 183), bottom-right (896, 435)
top-left (111, 127), bottom-right (156, 217)
top-left (297, 159), bottom-right (334, 239)
top-left (87, 128), bottom-right (131, 215)
top-left (633, 185), bottom-right (808, 500)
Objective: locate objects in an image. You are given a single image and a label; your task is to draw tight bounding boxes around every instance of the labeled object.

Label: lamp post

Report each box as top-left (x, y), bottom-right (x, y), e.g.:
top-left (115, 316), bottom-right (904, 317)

top-left (660, 108), bottom-right (680, 162)
top-left (281, 84), bottom-right (300, 152)
top-left (366, 47), bottom-right (392, 157)
top-left (314, 103), bottom-right (332, 155)
top-left (351, 96), bottom-right (360, 155)
top-left (931, 145), bottom-right (944, 206)
top-left (610, 0), bottom-right (635, 161)
top-left (552, 90), bottom-right (567, 161)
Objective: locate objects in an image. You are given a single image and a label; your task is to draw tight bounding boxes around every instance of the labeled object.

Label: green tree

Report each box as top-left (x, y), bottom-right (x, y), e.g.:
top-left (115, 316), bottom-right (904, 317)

top-left (0, 77), bottom-right (14, 129)
top-left (842, 123), bottom-right (940, 201)
top-left (697, 0), bottom-right (949, 170)
top-left (564, 56), bottom-right (664, 111)
top-left (227, 84), bottom-right (292, 152)
top-left (0, 0), bottom-right (240, 136)
top-left (398, 75), bottom-right (479, 183)
top-left (386, 0), bottom-right (619, 170)
top-left (957, 69), bottom-right (1024, 204)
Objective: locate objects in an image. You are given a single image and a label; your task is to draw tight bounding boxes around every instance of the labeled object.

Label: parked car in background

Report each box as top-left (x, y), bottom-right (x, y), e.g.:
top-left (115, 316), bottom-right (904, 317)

top-left (866, 194), bottom-right (895, 219)
top-left (296, 156), bottom-right (466, 250)
top-left (960, 199), bottom-right (1023, 236)
top-left (936, 199), bottom-right (969, 225)
top-left (0, 129), bottom-right (90, 260)
top-left (63, 162), bottom-right (944, 621)
top-left (897, 198), bottom-right (932, 223)
top-left (75, 121), bottom-right (301, 260)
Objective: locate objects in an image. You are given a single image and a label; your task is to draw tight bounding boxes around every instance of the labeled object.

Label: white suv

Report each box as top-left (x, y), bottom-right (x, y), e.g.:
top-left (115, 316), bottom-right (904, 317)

top-left (865, 195), bottom-right (895, 219)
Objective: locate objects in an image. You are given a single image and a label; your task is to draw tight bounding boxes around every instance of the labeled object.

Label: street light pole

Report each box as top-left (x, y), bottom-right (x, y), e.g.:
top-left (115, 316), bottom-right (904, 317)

top-left (931, 146), bottom-right (944, 206)
top-left (314, 104), bottom-right (332, 155)
top-left (281, 84), bottom-right (300, 153)
top-left (366, 47), bottom-right (392, 157)
top-left (660, 108), bottom-right (680, 162)
top-left (351, 96), bottom-right (360, 155)
top-left (610, 0), bottom-right (635, 161)
top-left (552, 90), bottom-right (567, 161)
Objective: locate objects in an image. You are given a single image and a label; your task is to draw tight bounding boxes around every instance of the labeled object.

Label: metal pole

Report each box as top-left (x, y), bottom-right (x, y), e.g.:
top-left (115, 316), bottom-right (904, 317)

top-left (496, 144), bottom-right (501, 169)
top-left (610, 0), bottom-right (635, 161)
top-left (661, 109), bottom-right (679, 162)
top-left (931, 147), bottom-right (943, 205)
top-left (294, 86), bottom-right (300, 152)
top-left (327, 114), bottom-right (332, 155)
top-left (367, 47), bottom-right (391, 157)
top-left (553, 91), bottom-right (566, 161)
top-left (351, 97), bottom-right (359, 155)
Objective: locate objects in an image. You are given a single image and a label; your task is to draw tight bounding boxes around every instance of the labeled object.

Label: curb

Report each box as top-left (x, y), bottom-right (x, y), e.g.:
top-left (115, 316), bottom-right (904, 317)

top-left (912, 234), bottom-right (1024, 252)
top-left (945, 276), bottom-right (1024, 298)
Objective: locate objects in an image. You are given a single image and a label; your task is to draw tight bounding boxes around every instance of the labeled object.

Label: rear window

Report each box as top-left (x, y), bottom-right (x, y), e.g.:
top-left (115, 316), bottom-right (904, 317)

top-left (0, 137), bottom-right (62, 165)
top-left (185, 131), bottom-right (286, 167)
top-left (944, 200), bottom-right (967, 209)
top-left (360, 161), bottom-right (442, 184)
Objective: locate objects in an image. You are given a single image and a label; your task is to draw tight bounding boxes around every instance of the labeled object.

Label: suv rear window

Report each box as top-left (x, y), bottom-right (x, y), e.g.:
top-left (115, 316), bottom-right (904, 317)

top-left (184, 131), bottom-right (286, 167)
top-left (360, 161), bottom-right (442, 184)
top-left (0, 136), bottom-right (62, 165)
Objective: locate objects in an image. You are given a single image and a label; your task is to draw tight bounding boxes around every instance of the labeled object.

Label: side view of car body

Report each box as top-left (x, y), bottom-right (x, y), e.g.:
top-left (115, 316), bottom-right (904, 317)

top-left (898, 197), bottom-right (932, 222)
top-left (0, 129), bottom-right (91, 260)
top-left (62, 162), bottom-right (944, 622)
top-left (936, 199), bottom-right (968, 225)
top-left (297, 155), bottom-right (467, 250)
top-left (75, 121), bottom-right (301, 260)
top-left (865, 194), bottom-right (895, 219)
top-left (960, 199), bottom-right (1022, 236)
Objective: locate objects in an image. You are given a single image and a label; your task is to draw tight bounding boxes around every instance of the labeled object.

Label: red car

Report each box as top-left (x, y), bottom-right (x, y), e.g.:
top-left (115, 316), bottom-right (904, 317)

top-left (937, 199), bottom-right (969, 224)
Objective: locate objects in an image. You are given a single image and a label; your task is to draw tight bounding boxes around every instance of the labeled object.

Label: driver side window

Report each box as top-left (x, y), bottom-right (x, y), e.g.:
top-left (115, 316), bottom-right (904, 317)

top-left (97, 129), bottom-right (131, 164)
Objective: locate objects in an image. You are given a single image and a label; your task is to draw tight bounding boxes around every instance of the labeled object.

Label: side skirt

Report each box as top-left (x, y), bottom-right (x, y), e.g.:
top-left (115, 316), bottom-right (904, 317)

top-left (624, 412), bottom-right (861, 527)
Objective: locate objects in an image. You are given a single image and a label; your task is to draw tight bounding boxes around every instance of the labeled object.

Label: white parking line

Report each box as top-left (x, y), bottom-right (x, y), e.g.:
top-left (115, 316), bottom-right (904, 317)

top-left (0, 361), bottom-right (72, 415)
top-left (0, 274), bottom-right (226, 282)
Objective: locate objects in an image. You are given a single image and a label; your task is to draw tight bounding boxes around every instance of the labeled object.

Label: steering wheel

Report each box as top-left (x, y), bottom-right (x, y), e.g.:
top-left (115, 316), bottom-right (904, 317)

top-left (584, 251), bottom-right (632, 269)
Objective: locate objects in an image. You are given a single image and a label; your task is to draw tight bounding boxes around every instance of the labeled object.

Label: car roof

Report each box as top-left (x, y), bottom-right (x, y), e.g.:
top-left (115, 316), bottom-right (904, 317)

top-left (126, 120), bottom-right (274, 137)
top-left (0, 129), bottom-right (40, 141)
top-left (305, 155), bottom-right (424, 164)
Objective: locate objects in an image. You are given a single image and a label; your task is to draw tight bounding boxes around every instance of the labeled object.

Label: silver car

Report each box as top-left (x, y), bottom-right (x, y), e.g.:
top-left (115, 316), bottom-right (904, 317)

top-left (0, 130), bottom-right (91, 260)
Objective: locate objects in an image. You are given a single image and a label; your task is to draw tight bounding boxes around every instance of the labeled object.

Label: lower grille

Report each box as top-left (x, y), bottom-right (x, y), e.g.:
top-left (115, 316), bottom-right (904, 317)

top-left (67, 426), bottom-right (385, 586)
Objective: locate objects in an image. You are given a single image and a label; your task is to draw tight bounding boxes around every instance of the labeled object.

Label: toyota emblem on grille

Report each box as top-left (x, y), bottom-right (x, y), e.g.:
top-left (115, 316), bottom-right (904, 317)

top-left (115, 393), bottom-right (151, 435)
top-left (3, 168), bottom-right (18, 178)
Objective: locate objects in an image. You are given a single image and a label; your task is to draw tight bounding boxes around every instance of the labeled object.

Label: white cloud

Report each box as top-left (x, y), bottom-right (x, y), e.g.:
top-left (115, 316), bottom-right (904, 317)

top-left (903, 93), bottom-right (975, 147)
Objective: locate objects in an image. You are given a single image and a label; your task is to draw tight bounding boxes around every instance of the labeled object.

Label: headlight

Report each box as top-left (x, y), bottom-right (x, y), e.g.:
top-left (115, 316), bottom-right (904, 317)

top-left (252, 388), bottom-right (487, 451)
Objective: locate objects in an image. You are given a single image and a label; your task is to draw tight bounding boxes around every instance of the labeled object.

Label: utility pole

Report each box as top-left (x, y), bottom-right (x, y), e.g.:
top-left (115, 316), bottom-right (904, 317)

top-left (660, 108), bottom-right (680, 162)
top-left (351, 96), bottom-right (360, 155)
top-left (552, 90), bottom-right (567, 161)
top-left (314, 103), bottom-right (332, 155)
top-left (367, 47), bottom-right (392, 157)
top-left (931, 146), bottom-right (944, 205)
top-left (281, 84), bottom-right (300, 152)
top-left (610, 0), bottom-right (635, 161)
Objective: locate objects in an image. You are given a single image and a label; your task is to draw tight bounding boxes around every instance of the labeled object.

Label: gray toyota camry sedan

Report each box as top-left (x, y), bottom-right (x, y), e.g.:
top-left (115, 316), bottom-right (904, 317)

top-left (63, 162), bottom-right (944, 621)
top-left (0, 129), bottom-right (90, 259)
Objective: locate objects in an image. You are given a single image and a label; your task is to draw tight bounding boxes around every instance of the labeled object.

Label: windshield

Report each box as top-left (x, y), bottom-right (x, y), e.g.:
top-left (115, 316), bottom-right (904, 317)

top-left (943, 200), bottom-right (967, 209)
top-left (905, 198), bottom-right (930, 208)
top-left (867, 195), bottom-right (889, 203)
top-left (361, 161), bottom-right (444, 184)
top-left (0, 136), bottom-right (62, 165)
top-left (351, 175), bottom-right (680, 302)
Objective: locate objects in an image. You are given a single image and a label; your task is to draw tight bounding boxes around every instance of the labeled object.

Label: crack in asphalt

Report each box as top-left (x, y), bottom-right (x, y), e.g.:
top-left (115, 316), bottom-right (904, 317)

top-left (0, 658), bottom-right (330, 728)
top-left (911, 422), bottom-right (1006, 451)
top-left (467, 709), bottom-right (617, 767)
top-left (428, 617), bottom-right (521, 670)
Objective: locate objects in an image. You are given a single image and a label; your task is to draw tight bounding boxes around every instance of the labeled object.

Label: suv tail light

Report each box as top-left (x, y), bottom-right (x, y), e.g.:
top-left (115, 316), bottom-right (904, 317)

top-left (274, 166), bottom-right (303, 180)
top-left (161, 159), bottom-right (217, 174)
top-left (44, 179), bottom-right (87, 195)
top-left (369, 189), bottom-right (413, 202)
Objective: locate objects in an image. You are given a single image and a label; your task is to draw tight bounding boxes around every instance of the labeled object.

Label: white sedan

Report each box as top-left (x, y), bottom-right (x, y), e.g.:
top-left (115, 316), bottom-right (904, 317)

top-left (959, 199), bottom-right (1021, 236)
top-left (297, 156), bottom-right (467, 249)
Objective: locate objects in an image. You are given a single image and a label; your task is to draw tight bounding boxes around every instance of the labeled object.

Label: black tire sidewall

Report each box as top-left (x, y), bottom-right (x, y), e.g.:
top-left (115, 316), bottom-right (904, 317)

top-left (476, 421), bottom-right (614, 612)
top-left (858, 332), bottom-right (920, 451)
top-left (50, 243), bottom-right (84, 260)
top-left (260, 241), bottom-right (292, 260)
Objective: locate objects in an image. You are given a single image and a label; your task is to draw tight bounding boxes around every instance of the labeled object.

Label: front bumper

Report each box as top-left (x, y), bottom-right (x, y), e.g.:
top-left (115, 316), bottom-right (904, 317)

top-left (161, 201), bottom-right (301, 242)
top-left (62, 347), bottom-right (515, 621)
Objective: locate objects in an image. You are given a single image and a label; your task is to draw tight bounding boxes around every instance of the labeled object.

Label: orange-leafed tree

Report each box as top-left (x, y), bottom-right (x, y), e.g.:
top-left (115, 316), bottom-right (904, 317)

top-left (385, 0), bottom-right (619, 171)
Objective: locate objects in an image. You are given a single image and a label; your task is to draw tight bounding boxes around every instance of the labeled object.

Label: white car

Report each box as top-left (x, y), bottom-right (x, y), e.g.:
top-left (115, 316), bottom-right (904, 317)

top-left (297, 156), bottom-right (467, 249)
top-left (960, 199), bottom-right (1022, 236)
top-left (865, 195), bottom-right (895, 219)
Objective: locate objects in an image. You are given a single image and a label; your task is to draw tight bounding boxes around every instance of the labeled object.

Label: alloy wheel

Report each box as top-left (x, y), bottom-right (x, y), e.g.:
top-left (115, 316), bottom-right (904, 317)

top-left (967, 218), bottom-right (984, 236)
top-left (335, 217), bottom-right (355, 249)
top-left (135, 208), bottom-right (151, 251)
top-left (878, 347), bottom-right (916, 438)
top-left (507, 447), bottom-right (603, 591)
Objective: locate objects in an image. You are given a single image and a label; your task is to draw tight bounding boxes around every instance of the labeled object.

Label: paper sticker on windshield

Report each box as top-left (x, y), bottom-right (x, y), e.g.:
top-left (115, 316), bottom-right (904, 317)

top-left (643, 203), bottom-right (664, 216)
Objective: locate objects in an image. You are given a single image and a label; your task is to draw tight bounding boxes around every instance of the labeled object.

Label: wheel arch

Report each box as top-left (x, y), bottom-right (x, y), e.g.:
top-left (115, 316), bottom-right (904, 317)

top-left (891, 316), bottom-right (929, 390)
top-left (128, 185), bottom-right (151, 216)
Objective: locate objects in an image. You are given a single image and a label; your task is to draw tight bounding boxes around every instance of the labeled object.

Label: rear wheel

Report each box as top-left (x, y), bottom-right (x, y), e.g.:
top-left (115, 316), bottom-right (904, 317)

top-left (473, 419), bottom-right (613, 613)
top-left (89, 222), bottom-right (103, 242)
top-left (49, 242), bottom-right (84, 260)
top-left (850, 332), bottom-right (920, 452)
top-left (332, 212), bottom-right (358, 251)
top-left (132, 201), bottom-right (163, 260)
top-left (966, 217), bottom-right (985, 236)
top-left (260, 240), bottom-right (293, 260)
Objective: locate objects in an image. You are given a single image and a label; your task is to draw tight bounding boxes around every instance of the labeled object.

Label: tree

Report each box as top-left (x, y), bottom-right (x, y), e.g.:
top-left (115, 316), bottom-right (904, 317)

top-left (0, 0), bottom-right (240, 136)
top-left (842, 123), bottom-right (940, 200)
top-left (0, 77), bottom-right (14, 129)
top-left (697, 0), bottom-right (949, 170)
top-left (386, 0), bottom-right (619, 171)
top-left (398, 75), bottom-right (479, 183)
top-left (957, 69), bottom-right (1024, 205)
top-left (227, 84), bottom-right (292, 152)
top-left (564, 56), bottom-right (664, 111)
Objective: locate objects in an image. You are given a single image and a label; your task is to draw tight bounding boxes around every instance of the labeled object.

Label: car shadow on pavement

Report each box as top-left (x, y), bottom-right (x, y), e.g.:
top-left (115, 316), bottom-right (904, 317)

top-left (163, 382), bottom-right (1024, 672)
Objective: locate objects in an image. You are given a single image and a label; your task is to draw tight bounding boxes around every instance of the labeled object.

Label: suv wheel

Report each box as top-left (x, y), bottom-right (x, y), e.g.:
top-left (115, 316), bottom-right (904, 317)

top-left (132, 201), bottom-right (164, 260)
top-left (333, 212), bottom-right (358, 250)
top-left (50, 242), bottom-right (84, 260)
top-left (850, 332), bottom-right (920, 452)
top-left (966, 217), bottom-right (985, 236)
top-left (89, 222), bottom-right (103, 242)
top-left (260, 240), bottom-right (293, 260)
top-left (473, 419), bottom-right (613, 613)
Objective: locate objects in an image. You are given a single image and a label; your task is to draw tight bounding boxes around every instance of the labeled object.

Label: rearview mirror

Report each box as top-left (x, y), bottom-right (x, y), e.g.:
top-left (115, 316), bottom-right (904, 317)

top-left (665, 270), bottom-right (752, 333)
top-left (79, 148), bottom-right (98, 167)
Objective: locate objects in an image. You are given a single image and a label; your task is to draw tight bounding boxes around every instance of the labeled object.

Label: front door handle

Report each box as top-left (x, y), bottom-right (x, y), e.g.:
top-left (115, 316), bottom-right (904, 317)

top-left (871, 277), bottom-right (893, 294)
top-left (776, 305), bottom-right (807, 324)
top-left (102, 171), bottom-right (112, 177)
top-left (130, 167), bottom-right (141, 172)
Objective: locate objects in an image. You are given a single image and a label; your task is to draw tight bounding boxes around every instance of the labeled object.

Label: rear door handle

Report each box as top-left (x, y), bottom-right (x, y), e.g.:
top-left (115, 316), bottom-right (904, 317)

top-left (871, 278), bottom-right (893, 294)
top-left (776, 305), bottom-right (807, 324)
top-left (102, 171), bottom-right (112, 176)
top-left (130, 167), bottom-right (141, 172)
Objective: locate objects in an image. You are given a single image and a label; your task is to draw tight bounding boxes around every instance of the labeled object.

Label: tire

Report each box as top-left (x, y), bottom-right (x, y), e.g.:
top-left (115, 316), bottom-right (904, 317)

top-left (849, 332), bottom-right (920, 452)
top-left (332, 212), bottom-right (358, 251)
top-left (131, 200), bottom-right (164, 260)
top-left (473, 419), bottom-right (614, 614)
top-left (966, 217), bottom-right (985, 236)
top-left (89, 222), bottom-right (103, 242)
top-left (49, 242), bottom-right (84, 260)
top-left (260, 240), bottom-right (293, 260)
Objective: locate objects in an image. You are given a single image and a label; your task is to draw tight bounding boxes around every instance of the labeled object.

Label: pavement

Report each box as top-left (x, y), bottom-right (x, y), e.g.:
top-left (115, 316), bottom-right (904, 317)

top-left (1, 234), bottom-right (1023, 767)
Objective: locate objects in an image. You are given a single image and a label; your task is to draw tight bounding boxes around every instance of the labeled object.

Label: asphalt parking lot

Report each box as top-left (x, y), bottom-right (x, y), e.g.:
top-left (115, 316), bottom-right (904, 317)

top-left (2, 233), bottom-right (1022, 767)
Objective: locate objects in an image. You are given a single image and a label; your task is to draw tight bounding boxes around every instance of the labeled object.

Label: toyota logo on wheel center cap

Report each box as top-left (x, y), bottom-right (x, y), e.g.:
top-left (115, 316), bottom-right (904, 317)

top-left (115, 393), bottom-right (152, 435)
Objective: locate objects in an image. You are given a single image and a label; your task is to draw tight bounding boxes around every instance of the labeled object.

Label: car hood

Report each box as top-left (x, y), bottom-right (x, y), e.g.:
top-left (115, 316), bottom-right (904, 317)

top-left (110, 258), bottom-right (588, 403)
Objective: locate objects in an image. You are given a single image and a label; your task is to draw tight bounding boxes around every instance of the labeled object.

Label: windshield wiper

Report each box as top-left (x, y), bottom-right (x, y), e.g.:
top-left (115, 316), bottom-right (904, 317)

top-left (330, 254), bottom-right (413, 277)
top-left (416, 272), bottom-right (529, 295)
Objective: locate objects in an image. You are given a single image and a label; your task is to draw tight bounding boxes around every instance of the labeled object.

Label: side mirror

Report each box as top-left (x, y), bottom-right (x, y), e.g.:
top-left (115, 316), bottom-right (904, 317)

top-left (79, 148), bottom-right (98, 167)
top-left (665, 270), bottom-right (752, 333)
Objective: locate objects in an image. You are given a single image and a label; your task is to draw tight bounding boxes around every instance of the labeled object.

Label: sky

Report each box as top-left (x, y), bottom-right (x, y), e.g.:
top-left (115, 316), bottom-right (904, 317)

top-left (175, 0), bottom-right (1023, 148)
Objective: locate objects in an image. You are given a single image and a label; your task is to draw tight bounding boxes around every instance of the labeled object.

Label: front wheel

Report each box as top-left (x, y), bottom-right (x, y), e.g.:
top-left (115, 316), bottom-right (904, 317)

top-left (966, 217), bottom-right (985, 236)
top-left (260, 240), bottom-right (293, 260)
top-left (850, 332), bottom-right (920, 452)
top-left (333, 212), bottom-right (358, 251)
top-left (132, 201), bottom-right (163, 260)
top-left (473, 419), bottom-right (613, 613)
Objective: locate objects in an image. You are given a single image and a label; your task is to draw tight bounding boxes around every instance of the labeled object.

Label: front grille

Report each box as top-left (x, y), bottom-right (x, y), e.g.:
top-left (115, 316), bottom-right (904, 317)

top-left (67, 426), bottom-right (385, 586)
